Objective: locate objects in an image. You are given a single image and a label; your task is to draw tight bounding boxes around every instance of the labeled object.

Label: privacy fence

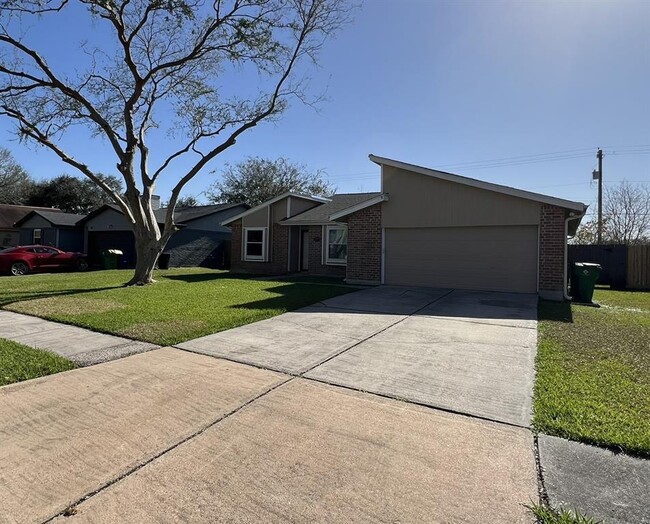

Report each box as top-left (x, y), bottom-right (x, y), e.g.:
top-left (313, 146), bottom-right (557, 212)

top-left (568, 244), bottom-right (650, 290)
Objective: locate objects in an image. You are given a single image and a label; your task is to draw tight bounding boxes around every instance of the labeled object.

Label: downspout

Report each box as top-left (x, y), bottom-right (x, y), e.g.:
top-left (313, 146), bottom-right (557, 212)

top-left (564, 210), bottom-right (586, 301)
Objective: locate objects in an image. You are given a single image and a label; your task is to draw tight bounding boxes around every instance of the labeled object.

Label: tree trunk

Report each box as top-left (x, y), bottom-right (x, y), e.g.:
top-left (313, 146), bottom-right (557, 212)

top-left (126, 231), bottom-right (164, 286)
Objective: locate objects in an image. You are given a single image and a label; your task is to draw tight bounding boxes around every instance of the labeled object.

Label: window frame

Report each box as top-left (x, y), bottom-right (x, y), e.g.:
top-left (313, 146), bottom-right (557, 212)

top-left (243, 227), bottom-right (267, 262)
top-left (32, 228), bottom-right (42, 244)
top-left (324, 225), bottom-right (348, 266)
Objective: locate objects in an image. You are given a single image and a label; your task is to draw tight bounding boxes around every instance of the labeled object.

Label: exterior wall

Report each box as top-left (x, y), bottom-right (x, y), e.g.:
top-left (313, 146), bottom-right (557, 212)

top-left (0, 229), bottom-right (19, 248)
top-left (57, 229), bottom-right (84, 252)
top-left (539, 204), bottom-right (567, 300)
top-left (164, 230), bottom-right (230, 268)
top-left (346, 204), bottom-right (382, 284)
top-left (20, 227), bottom-right (56, 246)
top-left (306, 225), bottom-right (346, 278)
top-left (242, 206), bottom-right (269, 228)
top-left (85, 208), bottom-right (132, 232)
top-left (382, 165), bottom-right (541, 228)
top-left (230, 220), bottom-right (288, 275)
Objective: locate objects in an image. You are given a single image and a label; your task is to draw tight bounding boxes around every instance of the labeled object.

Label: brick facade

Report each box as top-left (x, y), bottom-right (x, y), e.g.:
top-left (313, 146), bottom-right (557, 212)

top-left (539, 204), bottom-right (566, 300)
top-left (346, 204), bottom-right (382, 284)
top-left (306, 225), bottom-right (347, 278)
top-left (230, 220), bottom-right (289, 275)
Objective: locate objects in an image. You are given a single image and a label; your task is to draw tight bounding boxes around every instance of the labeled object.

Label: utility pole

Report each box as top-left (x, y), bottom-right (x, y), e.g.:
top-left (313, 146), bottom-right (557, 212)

top-left (596, 148), bottom-right (603, 244)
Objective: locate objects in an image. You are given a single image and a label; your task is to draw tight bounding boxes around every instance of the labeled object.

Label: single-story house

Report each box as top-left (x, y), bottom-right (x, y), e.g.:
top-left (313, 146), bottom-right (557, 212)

top-left (78, 202), bottom-right (249, 268)
top-left (224, 154), bottom-right (588, 300)
top-left (0, 205), bottom-right (64, 248)
top-left (15, 210), bottom-right (85, 252)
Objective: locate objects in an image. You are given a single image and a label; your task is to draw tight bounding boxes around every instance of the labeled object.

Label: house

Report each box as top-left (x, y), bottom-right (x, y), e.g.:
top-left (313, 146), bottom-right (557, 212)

top-left (224, 155), bottom-right (588, 300)
top-left (0, 205), bottom-right (65, 248)
top-left (15, 210), bottom-right (85, 252)
top-left (78, 202), bottom-right (249, 268)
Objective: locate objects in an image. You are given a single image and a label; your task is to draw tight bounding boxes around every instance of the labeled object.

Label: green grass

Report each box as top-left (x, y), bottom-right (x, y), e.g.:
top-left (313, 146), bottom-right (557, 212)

top-left (527, 503), bottom-right (602, 524)
top-left (0, 338), bottom-right (75, 386)
top-left (0, 268), bottom-right (357, 346)
top-left (534, 289), bottom-right (650, 456)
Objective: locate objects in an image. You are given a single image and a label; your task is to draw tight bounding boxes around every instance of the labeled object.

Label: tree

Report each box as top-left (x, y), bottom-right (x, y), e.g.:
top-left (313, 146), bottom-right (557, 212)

top-left (572, 182), bottom-right (650, 245)
top-left (0, 147), bottom-right (32, 204)
top-left (206, 156), bottom-right (334, 207)
top-left (603, 181), bottom-right (650, 244)
top-left (176, 195), bottom-right (201, 208)
top-left (0, 0), bottom-right (351, 284)
top-left (26, 174), bottom-right (124, 214)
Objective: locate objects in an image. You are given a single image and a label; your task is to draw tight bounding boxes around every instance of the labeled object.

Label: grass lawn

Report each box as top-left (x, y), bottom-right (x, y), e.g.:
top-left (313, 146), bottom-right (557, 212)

top-left (527, 503), bottom-right (601, 524)
top-left (534, 288), bottom-right (650, 456)
top-left (0, 338), bottom-right (75, 386)
top-left (0, 268), bottom-right (357, 346)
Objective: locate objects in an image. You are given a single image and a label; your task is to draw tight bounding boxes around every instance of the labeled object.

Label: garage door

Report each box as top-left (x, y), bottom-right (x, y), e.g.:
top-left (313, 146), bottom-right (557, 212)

top-left (384, 225), bottom-right (538, 293)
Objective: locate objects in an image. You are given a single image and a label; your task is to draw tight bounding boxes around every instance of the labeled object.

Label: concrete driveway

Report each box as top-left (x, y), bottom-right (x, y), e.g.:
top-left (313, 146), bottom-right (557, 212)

top-left (1, 286), bottom-right (539, 523)
top-left (179, 286), bottom-right (538, 426)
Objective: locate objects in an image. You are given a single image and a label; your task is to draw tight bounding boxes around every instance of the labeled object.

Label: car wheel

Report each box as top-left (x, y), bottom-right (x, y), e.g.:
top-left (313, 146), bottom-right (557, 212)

top-left (10, 261), bottom-right (29, 276)
top-left (76, 259), bottom-right (89, 272)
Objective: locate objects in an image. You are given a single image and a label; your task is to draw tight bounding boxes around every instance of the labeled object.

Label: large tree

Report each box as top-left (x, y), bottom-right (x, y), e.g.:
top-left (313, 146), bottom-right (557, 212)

top-left (26, 174), bottom-right (124, 214)
top-left (0, 0), bottom-right (350, 284)
top-left (572, 181), bottom-right (650, 245)
top-left (206, 156), bottom-right (333, 206)
top-left (0, 147), bottom-right (32, 204)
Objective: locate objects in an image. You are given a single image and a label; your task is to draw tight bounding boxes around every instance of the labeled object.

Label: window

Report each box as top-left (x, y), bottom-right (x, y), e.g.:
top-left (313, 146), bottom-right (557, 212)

top-left (33, 229), bottom-right (42, 244)
top-left (326, 225), bottom-right (347, 265)
top-left (244, 228), bottom-right (266, 261)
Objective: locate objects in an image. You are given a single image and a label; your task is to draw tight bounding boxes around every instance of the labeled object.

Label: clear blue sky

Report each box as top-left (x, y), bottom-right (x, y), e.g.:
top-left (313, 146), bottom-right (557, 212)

top-left (2, 0), bottom-right (649, 218)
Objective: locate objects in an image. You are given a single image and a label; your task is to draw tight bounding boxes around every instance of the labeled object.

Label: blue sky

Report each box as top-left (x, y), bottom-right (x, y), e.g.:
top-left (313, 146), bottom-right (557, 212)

top-left (2, 0), bottom-right (649, 218)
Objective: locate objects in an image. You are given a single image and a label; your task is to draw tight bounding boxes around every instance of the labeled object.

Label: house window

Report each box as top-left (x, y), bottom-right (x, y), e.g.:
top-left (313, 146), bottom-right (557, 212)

top-left (326, 225), bottom-right (347, 265)
top-left (33, 229), bottom-right (42, 245)
top-left (244, 228), bottom-right (266, 261)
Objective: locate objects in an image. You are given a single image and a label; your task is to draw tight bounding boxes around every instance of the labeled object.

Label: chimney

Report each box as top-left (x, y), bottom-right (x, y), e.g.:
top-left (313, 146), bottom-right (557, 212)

top-left (151, 195), bottom-right (161, 210)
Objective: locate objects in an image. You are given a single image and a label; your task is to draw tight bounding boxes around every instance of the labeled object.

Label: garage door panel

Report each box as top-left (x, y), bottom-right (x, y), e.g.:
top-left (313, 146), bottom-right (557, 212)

top-left (385, 226), bottom-right (538, 293)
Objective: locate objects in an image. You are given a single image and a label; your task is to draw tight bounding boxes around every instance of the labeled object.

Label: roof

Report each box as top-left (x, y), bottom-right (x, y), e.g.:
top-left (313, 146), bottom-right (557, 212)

top-left (0, 205), bottom-right (62, 230)
top-left (78, 202), bottom-right (248, 226)
top-left (369, 154), bottom-right (588, 212)
top-left (221, 192), bottom-right (330, 225)
top-left (14, 210), bottom-right (85, 227)
top-left (281, 193), bottom-right (383, 225)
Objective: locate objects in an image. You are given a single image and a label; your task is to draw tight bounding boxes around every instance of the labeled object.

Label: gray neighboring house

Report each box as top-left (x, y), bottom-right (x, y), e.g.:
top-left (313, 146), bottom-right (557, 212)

top-left (77, 202), bottom-right (249, 268)
top-left (0, 205), bottom-right (65, 248)
top-left (15, 210), bottom-right (85, 252)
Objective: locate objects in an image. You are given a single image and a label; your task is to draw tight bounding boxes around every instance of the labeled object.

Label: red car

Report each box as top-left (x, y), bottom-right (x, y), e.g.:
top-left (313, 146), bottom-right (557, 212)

top-left (0, 246), bottom-right (89, 276)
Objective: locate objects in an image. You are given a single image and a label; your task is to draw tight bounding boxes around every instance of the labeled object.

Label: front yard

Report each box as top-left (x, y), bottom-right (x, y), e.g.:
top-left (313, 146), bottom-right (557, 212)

top-left (534, 288), bottom-right (650, 456)
top-left (0, 338), bottom-right (75, 386)
top-left (0, 269), bottom-right (356, 346)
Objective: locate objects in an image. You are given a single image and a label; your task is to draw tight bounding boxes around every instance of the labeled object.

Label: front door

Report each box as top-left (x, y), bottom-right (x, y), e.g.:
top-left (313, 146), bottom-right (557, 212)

top-left (300, 230), bottom-right (309, 271)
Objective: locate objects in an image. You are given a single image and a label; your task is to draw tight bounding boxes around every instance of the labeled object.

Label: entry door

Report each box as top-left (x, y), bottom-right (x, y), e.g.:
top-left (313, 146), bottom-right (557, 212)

top-left (300, 230), bottom-right (309, 271)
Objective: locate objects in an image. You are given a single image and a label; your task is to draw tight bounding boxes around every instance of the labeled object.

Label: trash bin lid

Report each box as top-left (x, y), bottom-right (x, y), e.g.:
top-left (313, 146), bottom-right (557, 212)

top-left (581, 262), bottom-right (602, 269)
top-left (106, 249), bottom-right (123, 255)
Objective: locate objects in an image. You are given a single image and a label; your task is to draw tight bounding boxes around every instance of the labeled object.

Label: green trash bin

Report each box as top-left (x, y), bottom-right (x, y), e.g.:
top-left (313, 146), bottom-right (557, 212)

top-left (571, 262), bottom-right (601, 303)
top-left (102, 249), bottom-right (123, 270)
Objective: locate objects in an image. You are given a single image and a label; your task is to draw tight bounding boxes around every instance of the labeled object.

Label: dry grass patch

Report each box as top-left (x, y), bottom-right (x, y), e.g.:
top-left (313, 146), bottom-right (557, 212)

top-left (6, 296), bottom-right (126, 316)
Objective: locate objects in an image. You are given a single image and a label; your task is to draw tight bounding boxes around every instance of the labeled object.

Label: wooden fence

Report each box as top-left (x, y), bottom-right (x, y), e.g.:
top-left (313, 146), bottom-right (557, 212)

top-left (627, 244), bottom-right (650, 290)
top-left (568, 244), bottom-right (650, 290)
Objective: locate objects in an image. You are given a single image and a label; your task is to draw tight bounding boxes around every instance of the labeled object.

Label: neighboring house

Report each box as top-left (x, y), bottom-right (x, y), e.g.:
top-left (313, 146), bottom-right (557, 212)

top-left (78, 203), bottom-right (249, 268)
top-left (0, 204), bottom-right (64, 248)
top-left (15, 210), bottom-right (85, 252)
top-left (224, 154), bottom-right (588, 300)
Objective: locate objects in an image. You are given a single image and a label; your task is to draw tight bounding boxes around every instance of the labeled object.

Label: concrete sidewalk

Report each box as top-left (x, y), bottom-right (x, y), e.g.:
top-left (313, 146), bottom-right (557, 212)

top-left (0, 310), bottom-right (157, 365)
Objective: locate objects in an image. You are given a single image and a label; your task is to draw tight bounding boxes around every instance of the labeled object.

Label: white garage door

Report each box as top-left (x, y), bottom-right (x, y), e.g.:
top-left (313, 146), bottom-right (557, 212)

top-left (384, 225), bottom-right (538, 293)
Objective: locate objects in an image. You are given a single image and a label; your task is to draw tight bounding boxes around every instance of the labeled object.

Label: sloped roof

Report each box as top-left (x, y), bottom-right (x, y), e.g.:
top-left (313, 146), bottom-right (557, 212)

top-left (281, 193), bottom-right (382, 225)
top-left (221, 192), bottom-right (330, 225)
top-left (370, 154), bottom-right (587, 212)
top-left (0, 205), bottom-right (62, 229)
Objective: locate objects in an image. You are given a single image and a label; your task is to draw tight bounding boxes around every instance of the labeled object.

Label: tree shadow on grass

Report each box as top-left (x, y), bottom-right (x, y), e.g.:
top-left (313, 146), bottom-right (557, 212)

top-left (162, 271), bottom-right (258, 284)
top-left (0, 286), bottom-right (124, 308)
top-left (538, 300), bottom-right (573, 323)
top-left (228, 283), bottom-right (356, 312)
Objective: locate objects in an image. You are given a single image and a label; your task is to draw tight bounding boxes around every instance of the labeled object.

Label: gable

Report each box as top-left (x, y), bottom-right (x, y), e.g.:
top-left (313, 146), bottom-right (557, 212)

top-left (18, 215), bottom-right (52, 229)
top-left (382, 165), bottom-right (542, 228)
top-left (84, 208), bottom-right (133, 231)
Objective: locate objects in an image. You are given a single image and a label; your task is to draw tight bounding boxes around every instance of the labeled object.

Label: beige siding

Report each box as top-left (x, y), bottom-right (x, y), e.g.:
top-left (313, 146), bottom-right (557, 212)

top-left (242, 206), bottom-right (269, 228)
top-left (385, 225), bottom-right (538, 293)
top-left (382, 166), bottom-right (541, 228)
top-left (271, 200), bottom-right (288, 223)
top-left (288, 197), bottom-right (321, 218)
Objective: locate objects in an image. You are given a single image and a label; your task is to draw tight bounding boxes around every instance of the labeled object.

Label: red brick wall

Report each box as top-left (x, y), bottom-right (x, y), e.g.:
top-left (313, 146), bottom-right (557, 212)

top-left (539, 204), bottom-right (566, 299)
top-left (306, 225), bottom-right (346, 278)
top-left (230, 220), bottom-right (289, 275)
top-left (346, 204), bottom-right (382, 284)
